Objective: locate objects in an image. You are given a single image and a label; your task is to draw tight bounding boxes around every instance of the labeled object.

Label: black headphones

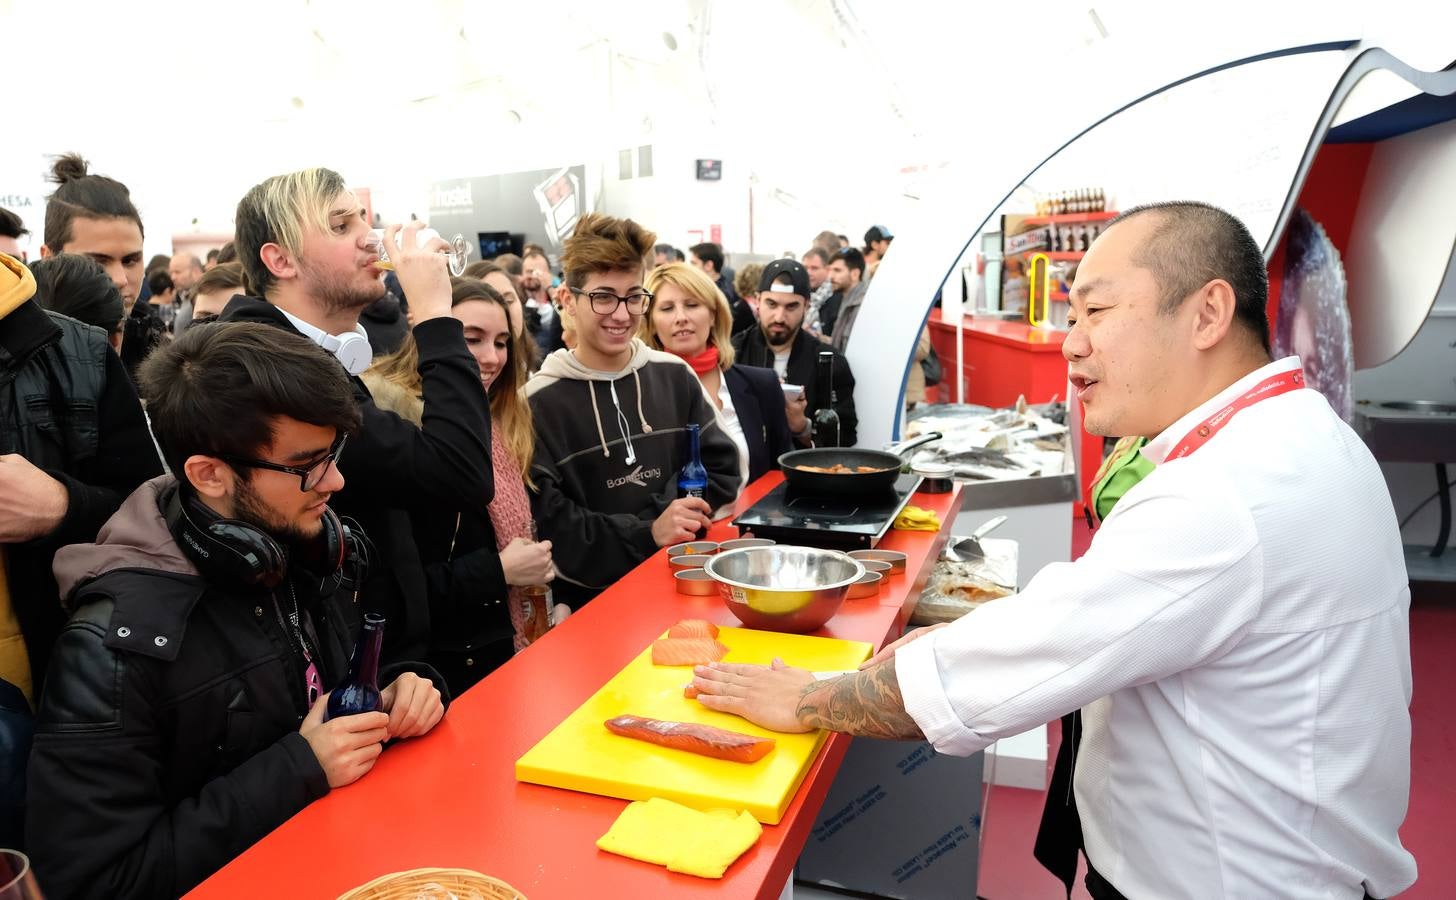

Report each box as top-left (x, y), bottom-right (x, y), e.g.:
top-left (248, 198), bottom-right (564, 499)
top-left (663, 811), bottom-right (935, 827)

top-left (166, 488), bottom-right (360, 589)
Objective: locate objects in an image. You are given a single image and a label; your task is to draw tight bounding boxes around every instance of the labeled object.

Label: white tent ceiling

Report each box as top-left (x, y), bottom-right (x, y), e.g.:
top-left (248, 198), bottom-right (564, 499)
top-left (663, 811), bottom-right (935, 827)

top-left (2, 0), bottom-right (1453, 253)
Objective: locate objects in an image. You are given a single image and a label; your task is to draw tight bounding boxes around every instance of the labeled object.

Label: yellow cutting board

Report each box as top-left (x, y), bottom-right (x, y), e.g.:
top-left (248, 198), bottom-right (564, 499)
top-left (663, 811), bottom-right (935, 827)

top-left (515, 626), bottom-right (872, 825)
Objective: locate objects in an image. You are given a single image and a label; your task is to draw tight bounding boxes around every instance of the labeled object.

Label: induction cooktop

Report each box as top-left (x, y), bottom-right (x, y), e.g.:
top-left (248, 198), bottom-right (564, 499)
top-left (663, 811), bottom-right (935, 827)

top-left (732, 474), bottom-right (923, 550)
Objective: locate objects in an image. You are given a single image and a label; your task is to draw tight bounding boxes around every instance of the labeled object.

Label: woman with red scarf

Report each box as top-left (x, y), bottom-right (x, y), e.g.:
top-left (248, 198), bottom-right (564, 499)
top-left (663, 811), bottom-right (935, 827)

top-left (642, 263), bottom-right (793, 482)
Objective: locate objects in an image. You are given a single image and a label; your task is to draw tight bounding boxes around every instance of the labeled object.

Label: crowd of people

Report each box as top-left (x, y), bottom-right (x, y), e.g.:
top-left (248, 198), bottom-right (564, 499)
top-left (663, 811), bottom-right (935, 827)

top-left (0, 154), bottom-right (909, 898)
top-left (0, 155), bottom-right (1422, 900)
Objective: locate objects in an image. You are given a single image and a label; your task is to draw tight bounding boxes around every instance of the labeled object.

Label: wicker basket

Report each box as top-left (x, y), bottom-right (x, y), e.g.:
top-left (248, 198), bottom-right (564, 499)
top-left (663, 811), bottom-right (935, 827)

top-left (336, 867), bottom-right (525, 900)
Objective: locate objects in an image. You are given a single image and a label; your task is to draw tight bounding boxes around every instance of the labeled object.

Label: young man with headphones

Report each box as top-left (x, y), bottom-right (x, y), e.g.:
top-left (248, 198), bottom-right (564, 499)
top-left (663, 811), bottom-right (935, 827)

top-left (25, 323), bottom-right (448, 900)
top-left (222, 168), bottom-right (505, 667)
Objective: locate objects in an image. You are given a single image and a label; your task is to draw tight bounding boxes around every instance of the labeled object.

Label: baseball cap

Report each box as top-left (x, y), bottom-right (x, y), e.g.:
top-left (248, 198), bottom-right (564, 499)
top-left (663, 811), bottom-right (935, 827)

top-left (865, 225), bottom-right (894, 244)
top-left (757, 258), bottom-right (810, 299)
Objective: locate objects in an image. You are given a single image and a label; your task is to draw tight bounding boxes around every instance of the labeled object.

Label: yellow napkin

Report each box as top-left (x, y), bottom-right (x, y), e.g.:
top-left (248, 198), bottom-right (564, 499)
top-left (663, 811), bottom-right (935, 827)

top-left (894, 505), bottom-right (941, 532)
top-left (597, 797), bottom-right (762, 879)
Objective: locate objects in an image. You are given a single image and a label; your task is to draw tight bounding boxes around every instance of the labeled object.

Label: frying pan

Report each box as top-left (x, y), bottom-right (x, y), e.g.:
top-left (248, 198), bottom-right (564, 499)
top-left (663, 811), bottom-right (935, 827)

top-left (778, 432), bottom-right (942, 497)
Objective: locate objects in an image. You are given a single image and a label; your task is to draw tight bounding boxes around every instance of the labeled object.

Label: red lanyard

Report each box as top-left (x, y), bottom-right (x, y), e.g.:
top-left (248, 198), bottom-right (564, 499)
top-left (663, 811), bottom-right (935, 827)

top-left (1165, 368), bottom-right (1306, 461)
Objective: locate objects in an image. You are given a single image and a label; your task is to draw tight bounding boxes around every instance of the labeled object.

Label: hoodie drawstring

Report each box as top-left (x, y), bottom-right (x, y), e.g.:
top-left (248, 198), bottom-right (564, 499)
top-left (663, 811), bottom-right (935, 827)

top-left (633, 368), bottom-right (652, 434)
top-left (587, 381), bottom-right (610, 458)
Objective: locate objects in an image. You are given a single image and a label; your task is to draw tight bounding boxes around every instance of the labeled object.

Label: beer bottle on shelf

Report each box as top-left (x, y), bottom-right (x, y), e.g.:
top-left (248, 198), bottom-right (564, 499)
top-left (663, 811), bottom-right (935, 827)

top-left (678, 423), bottom-right (710, 539)
top-left (811, 351), bottom-right (841, 448)
top-left (325, 613), bottom-right (384, 720)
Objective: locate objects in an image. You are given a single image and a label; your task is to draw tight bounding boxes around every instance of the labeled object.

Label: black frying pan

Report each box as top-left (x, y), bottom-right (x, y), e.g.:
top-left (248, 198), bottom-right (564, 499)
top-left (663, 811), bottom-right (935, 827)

top-left (778, 432), bottom-right (941, 497)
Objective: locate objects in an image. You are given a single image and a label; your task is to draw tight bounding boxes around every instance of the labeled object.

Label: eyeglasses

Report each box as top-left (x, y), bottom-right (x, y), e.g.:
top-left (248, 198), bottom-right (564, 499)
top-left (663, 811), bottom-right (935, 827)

top-left (570, 288), bottom-right (653, 316)
top-left (223, 434), bottom-right (348, 492)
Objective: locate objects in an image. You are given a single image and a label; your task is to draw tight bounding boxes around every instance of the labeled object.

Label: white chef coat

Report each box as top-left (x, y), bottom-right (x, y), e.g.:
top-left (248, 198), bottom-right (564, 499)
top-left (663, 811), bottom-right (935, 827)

top-left (897, 356), bottom-right (1417, 899)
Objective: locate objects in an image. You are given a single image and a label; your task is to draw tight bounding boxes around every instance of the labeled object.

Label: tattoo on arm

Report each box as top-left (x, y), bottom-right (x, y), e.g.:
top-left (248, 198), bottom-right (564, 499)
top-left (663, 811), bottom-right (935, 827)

top-left (795, 659), bottom-right (924, 740)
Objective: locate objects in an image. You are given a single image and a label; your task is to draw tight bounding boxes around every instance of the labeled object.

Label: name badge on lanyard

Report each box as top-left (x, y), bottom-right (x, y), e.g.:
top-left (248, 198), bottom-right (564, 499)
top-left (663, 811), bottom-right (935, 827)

top-left (1165, 368), bottom-right (1306, 461)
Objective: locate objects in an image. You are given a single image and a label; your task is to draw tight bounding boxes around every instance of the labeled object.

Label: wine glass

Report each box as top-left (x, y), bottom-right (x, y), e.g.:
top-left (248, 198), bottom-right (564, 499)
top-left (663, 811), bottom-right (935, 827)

top-left (365, 227), bottom-right (471, 277)
top-left (0, 850), bottom-right (43, 899)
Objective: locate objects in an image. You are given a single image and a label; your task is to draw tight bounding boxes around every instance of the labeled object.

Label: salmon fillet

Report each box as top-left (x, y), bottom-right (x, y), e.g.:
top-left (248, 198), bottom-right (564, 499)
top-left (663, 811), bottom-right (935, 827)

top-left (667, 619), bottom-right (720, 640)
top-left (605, 715), bottom-right (775, 763)
top-left (651, 637), bottom-right (728, 666)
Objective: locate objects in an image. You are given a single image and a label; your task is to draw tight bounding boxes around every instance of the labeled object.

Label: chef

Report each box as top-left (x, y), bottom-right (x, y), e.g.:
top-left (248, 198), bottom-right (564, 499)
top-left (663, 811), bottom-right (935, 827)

top-left (692, 202), bottom-right (1417, 900)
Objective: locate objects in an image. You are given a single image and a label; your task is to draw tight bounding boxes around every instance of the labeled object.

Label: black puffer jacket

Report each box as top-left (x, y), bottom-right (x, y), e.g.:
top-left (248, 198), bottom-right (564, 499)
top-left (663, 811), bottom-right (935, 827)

top-left (26, 477), bottom-right (449, 900)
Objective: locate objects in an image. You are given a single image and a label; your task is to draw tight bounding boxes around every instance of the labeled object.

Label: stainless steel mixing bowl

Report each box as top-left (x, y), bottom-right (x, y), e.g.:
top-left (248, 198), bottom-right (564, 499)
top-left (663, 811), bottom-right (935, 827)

top-left (704, 546), bottom-right (865, 633)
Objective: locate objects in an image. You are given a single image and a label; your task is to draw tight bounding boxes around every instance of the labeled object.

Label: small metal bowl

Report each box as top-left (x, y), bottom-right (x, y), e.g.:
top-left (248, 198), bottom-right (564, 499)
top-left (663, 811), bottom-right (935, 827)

top-left (849, 549), bottom-right (907, 574)
top-left (846, 571), bottom-right (883, 600)
top-left (913, 462), bottom-right (954, 494)
top-left (674, 569), bottom-right (718, 596)
top-left (858, 559), bottom-right (893, 575)
top-left (667, 541), bottom-right (718, 561)
top-left (717, 537), bottom-right (776, 553)
top-left (704, 546), bottom-right (864, 634)
top-left (669, 554), bottom-right (709, 572)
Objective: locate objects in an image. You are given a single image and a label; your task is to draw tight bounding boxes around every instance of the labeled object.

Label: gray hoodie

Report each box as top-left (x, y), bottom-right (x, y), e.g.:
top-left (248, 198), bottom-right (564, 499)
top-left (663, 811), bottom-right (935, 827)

top-left (525, 340), bottom-right (742, 607)
top-left (52, 475), bottom-right (199, 608)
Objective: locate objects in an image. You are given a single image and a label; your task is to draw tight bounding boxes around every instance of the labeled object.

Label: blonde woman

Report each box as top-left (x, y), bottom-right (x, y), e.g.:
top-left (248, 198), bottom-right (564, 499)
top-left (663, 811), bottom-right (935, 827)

top-left (641, 263), bottom-right (792, 482)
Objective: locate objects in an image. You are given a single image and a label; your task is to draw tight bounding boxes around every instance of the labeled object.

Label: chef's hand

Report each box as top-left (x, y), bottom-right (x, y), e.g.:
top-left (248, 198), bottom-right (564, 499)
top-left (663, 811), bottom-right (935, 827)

top-left (500, 537), bottom-right (555, 586)
top-left (691, 658), bottom-right (817, 734)
top-left (651, 497), bottom-right (713, 547)
top-left (859, 623), bottom-right (949, 669)
top-left (384, 223), bottom-right (452, 324)
top-left (0, 454), bottom-right (68, 543)
top-left (379, 672), bottom-right (445, 740)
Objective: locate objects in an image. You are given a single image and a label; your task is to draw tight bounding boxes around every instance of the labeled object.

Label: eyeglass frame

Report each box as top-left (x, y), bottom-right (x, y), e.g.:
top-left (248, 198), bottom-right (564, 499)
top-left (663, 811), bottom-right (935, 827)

top-left (221, 434), bottom-right (349, 492)
top-left (569, 287), bottom-right (654, 316)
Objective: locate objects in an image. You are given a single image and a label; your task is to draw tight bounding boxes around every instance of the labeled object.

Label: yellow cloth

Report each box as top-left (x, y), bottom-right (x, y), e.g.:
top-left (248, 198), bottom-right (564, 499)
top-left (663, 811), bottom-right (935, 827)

top-left (0, 553), bottom-right (32, 708)
top-left (596, 797), bottom-right (762, 879)
top-left (1, 252), bottom-right (37, 319)
top-left (893, 505), bottom-right (941, 532)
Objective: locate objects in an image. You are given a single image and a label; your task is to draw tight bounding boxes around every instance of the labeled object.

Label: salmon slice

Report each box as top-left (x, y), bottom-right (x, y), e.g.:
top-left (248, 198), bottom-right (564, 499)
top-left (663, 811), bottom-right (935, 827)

top-left (667, 619), bottom-right (720, 640)
top-left (651, 637), bottom-right (728, 666)
top-left (605, 715), bottom-right (775, 763)
top-left (683, 684), bottom-right (701, 699)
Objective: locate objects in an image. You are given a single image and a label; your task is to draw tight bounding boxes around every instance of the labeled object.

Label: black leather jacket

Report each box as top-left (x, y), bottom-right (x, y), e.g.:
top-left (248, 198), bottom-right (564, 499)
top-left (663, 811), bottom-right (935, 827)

top-left (27, 477), bottom-right (448, 900)
top-left (0, 298), bottom-right (161, 692)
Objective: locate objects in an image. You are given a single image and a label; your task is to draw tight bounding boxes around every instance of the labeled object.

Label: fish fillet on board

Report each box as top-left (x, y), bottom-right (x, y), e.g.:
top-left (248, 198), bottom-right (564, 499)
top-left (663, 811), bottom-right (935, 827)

top-left (605, 715), bottom-right (775, 763)
top-left (667, 619), bottom-right (720, 640)
top-left (651, 637), bottom-right (728, 666)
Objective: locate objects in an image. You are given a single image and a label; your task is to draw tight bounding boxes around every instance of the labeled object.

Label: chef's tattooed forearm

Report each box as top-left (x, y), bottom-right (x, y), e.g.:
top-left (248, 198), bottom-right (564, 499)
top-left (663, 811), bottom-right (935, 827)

top-left (795, 660), bottom-right (925, 740)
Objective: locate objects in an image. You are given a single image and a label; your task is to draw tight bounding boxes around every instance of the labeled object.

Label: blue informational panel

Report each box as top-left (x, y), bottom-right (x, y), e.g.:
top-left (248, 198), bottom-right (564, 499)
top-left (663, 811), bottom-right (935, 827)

top-left (798, 737), bottom-right (984, 899)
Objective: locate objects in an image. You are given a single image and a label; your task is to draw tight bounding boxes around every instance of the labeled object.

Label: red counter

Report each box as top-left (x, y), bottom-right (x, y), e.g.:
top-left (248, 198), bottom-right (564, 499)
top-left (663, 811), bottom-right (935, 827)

top-left (926, 309), bottom-right (1069, 408)
top-left (186, 475), bottom-right (964, 900)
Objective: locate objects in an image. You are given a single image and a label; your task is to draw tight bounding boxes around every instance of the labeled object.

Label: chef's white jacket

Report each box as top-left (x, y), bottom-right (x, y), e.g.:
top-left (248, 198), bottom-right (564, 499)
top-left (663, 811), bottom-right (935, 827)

top-left (898, 357), bottom-right (1417, 898)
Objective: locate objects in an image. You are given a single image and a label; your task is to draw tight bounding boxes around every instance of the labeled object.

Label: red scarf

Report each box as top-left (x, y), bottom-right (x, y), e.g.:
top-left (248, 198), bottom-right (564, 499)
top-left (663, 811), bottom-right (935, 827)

top-left (675, 344), bottom-right (720, 375)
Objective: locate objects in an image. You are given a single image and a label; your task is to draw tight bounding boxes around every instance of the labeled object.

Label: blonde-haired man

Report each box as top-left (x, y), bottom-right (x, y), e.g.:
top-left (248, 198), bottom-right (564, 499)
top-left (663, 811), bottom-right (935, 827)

top-left (526, 213), bottom-right (741, 609)
top-left (224, 167), bottom-right (495, 668)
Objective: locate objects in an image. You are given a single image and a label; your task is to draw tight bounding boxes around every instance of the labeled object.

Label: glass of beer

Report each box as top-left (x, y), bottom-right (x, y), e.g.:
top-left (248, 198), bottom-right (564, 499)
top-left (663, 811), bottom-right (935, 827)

top-left (365, 227), bottom-right (471, 277)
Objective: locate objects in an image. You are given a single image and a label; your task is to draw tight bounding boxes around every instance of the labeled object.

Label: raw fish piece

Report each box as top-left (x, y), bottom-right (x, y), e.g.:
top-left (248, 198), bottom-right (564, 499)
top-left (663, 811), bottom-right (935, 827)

top-left (605, 715), bottom-right (775, 763)
top-left (652, 638), bottom-right (729, 666)
top-left (667, 619), bottom-right (720, 640)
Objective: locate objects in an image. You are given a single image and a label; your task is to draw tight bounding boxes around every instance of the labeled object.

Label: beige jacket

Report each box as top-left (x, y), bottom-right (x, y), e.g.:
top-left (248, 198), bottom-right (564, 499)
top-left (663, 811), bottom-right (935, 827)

top-left (904, 326), bottom-right (932, 406)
